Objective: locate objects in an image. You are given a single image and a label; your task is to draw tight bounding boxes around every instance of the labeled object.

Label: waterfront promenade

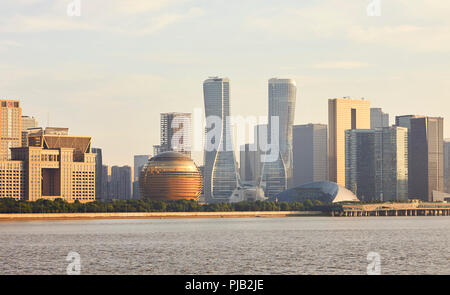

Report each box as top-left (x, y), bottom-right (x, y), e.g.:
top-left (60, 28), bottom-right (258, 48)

top-left (334, 202), bottom-right (450, 217)
top-left (0, 211), bottom-right (324, 221)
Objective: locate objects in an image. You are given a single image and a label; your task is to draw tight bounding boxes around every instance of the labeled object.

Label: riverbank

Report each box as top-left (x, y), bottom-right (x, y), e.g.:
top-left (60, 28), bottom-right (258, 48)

top-left (0, 211), bottom-right (326, 221)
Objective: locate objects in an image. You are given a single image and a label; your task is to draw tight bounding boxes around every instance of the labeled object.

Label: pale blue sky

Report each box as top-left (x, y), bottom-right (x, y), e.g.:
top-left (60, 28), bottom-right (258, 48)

top-left (1, 0), bottom-right (449, 166)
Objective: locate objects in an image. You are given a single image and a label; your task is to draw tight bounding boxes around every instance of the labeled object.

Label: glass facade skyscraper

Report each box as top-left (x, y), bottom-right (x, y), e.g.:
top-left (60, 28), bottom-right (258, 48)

top-left (203, 77), bottom-right (238, 203)
top-left (261, 78), bottom-right (296, 197)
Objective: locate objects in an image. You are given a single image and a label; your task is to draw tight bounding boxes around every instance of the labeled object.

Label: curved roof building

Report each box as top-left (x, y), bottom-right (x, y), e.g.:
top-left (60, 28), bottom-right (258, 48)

top-left (139, 151), bottom-right (202, 201)
top-left (271, 181), bottom-right (359, 203)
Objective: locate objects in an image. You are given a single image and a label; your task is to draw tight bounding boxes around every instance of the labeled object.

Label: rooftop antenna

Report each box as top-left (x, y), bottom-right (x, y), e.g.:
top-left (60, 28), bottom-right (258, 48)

top-left (47, 112), bottom-right (50, 128)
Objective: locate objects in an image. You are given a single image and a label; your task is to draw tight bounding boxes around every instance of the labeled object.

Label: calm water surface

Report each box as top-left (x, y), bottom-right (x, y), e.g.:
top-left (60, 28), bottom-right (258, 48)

top-left (0, 217), bottom-right (449, 275)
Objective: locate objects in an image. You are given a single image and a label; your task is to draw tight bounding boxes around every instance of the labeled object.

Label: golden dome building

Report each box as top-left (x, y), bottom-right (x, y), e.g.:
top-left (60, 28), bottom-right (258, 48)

top-left (139, 152), bottom-right (203, 201)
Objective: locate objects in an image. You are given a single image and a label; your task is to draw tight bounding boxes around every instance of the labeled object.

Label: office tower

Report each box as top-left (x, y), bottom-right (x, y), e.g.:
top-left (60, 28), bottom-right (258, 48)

top-left (408, 117), bottom-right (444, 201)
top-left (0, 130), bottom-right (96, 201)
top-left (445, 140), bottom-right (450, 193)
top-left (374, 126), bottom-right (409, 201)
top-left (345, 129), bottom-right (376, 201)
top-left (133, 154), bottom-right (150, 199)
top-left (154, 113), bottom-right (191, 157)
top-left (395, 115), bottom-right (424, 130)
top-left (370, 108), bottom-right (389, 129)
top-left (109, 166), bottom-right (133, 200)
top-left (328, 98), bottom-right (370, 186)
top-left (21, 116), bottom-right (38, 147)
top-left (292, 124), bottom-right (328, 187)
top-left (203, 77), bottom-right (239, 203)
top-left (0, 100), bottom-right (22, 160)
top-left (91, 148), bottom-right (103, 199)
top-left (101, 165), bottom-right (110, 200)
top-left (240, 144), bottom-right (260, 184)
top-left (261, 78), bottom-right (297, 197)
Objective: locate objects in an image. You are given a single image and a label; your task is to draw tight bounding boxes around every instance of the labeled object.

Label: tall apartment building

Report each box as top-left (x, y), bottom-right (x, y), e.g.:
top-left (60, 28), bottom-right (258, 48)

top-left (261, 78), bottom-right (297, 197)
top-left (374, 126), bottom-right (409, 201)
top-left (0, 100), bottom-right (22, 161)
top-left (408, 117), bottom-right (444, 201)
top-left (21, 116), bottom-right (38, 147)
top-left (445, 139), bottom-right (450, 193)
top-left (109, 166), bottom-right (133, 200)
top-left (91, 148), bottom-right (103, 199)
top-left (203, 77), bottom-right (239, 203)
top-left (154, 113), bottom-right (191, 157)
top-left (370, 108), bottom-right (389, 129)
top-left (292, 124), bottom-right (327, 187)
top-left (328, 98), bottom-right (370, 187)
top-left (345, 129), bottom-right (376, 201)
top-left (133, 155), bottom-right (150, 199)
top-left (0, 129), bottom-right (96, 202)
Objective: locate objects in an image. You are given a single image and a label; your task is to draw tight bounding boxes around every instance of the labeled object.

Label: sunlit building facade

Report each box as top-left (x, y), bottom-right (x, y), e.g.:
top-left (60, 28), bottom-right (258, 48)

top-left (328, 98), bottom-right (371, 187)
top-left (0, 100), bottom-right (22, 161)
top-left (21, 115), bottom-right (38, 147)
top-left (203, 77), bottom-right (239, 203)
top-left (261, 78), bottom-right (296, 197)
top-left (0, 130), bottom-right (96, 202)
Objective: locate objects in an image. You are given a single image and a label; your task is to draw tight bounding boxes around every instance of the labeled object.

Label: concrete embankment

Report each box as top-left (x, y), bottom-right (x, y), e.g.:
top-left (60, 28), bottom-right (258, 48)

top-left (0, 211), bottom-right (326, 221)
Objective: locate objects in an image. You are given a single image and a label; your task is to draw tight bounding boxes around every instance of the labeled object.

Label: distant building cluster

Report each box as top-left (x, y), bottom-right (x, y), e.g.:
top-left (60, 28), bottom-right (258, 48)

top-left (0, 100), bottom-right (96, 202)
top-left (2, 77), bottom-right (450, 204)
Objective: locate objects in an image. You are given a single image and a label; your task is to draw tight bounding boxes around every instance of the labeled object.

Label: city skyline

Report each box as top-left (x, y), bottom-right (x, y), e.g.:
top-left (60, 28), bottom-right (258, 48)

top-left (2, 0), bottom-right (450, 166)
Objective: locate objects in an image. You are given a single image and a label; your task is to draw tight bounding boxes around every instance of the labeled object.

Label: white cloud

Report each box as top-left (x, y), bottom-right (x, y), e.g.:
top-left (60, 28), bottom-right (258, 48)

top-left (0, 0), bottom-right (203, 35)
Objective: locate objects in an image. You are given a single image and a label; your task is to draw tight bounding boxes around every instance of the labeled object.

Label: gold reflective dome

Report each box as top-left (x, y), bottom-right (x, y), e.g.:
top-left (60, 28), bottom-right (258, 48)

top-left (139, 151), bottom-right (203, 201)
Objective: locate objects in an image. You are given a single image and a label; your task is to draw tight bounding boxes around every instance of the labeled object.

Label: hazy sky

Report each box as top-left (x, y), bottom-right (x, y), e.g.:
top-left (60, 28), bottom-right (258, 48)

top-left (1, 0), bottom-right (450, 166)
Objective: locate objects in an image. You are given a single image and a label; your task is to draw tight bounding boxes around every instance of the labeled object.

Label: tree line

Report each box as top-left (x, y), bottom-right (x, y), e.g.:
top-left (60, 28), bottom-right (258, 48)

top-left (0, 198), bottom-right (331, 214)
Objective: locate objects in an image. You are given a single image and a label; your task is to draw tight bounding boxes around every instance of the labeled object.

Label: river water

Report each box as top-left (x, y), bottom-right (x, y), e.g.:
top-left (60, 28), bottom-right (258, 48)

top-left (0, 216), bottom-right (449, 275)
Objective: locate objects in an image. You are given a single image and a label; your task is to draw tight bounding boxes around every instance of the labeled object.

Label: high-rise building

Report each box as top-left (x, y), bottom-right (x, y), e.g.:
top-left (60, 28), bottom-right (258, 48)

top-left (0, 100), bottom-right (22, 161)
top-left (370, 108), bottom-right (389, 129)
top-left (445, 139), bottom-right (450, 193)
top-left (374, 126), bottom-right (409, 201)
top-left (328, 98), bottom-right (370, 187)
top-left (292, 124), bottom-right (327, 187)
top-left (91, 148), bottom-right (103, 199)
top-left (408, 117), bottom-right (444, 201)
top-left (109, 166), bottom-right (133, 200)
top-left (133, 154), bottom-right (150, 199)
top-left (21, 116), bottom-right (38, 147)
top-left (345, 129), bottom-right (376, 201)
top-left (261, 78), bottom-right (297, 197)
top-left (239, 144), bottom-right (260, 184)
top-left (203, 77), bottom-right (239, 203)
top-left (154, 113), bottom-right (191, 157)
top-left (101, 165), bottom-right (110, 200)
top-left (0, 130), bottom-right (96, 201)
